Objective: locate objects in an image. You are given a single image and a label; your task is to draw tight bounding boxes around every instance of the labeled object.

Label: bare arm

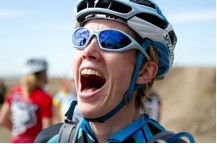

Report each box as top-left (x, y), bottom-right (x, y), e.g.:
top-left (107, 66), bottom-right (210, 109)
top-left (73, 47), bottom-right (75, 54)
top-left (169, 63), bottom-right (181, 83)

top-left (42, 117), bottom-right (52, 129)
top-left (0, 102), bottom-right (12, 130)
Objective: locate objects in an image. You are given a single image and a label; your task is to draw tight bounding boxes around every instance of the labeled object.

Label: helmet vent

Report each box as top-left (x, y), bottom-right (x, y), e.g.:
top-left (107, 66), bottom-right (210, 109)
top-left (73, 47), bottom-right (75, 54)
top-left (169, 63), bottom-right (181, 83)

top-left (168, 30), bottom-right (177, 47)
top-left (109, 1), bottom-right (132, 13)
top-left (77, 0), bottom-right (132, 14)
top-left (136, 13), bottom-right (168, 29)
top-left (130, 0), bottom-right (156, 9)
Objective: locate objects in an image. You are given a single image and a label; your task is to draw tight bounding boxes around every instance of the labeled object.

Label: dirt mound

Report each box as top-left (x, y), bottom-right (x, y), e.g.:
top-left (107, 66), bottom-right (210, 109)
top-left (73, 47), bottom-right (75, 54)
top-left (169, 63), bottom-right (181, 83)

top-left (153, 67), bottom-right (216, 143)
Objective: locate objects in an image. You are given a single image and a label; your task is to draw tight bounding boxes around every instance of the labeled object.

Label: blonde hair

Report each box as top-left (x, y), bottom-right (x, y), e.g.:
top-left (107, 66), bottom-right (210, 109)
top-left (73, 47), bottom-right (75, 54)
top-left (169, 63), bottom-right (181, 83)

top-left (135, 45), bottom-right (160, 112)
top-left (21, 74), bottom-right (37, 97)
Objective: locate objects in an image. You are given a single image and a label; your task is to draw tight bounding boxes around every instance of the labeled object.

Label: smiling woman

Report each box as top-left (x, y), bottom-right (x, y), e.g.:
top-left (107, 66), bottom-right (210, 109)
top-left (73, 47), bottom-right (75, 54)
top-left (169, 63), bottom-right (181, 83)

top-left (34, 0), bottom-right (195, 143)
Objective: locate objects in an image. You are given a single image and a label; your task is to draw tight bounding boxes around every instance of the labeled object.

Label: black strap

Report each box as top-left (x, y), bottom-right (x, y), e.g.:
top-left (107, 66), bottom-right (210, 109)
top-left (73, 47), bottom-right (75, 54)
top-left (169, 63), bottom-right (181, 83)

top-left (147, 131), bottom-right (188, 143)
top-left (65, 101), bottom-right (77, 120)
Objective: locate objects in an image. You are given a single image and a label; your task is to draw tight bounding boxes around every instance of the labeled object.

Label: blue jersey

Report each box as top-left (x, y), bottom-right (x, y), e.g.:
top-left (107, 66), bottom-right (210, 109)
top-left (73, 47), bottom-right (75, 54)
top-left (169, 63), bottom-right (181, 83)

top-left (48, 114), bottom-right (165, 143)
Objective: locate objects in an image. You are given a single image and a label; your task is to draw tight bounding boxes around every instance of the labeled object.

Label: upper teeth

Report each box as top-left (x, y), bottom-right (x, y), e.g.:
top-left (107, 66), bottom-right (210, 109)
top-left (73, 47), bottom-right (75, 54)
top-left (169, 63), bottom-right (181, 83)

top-left (81, 69), bottom-right (104, 78)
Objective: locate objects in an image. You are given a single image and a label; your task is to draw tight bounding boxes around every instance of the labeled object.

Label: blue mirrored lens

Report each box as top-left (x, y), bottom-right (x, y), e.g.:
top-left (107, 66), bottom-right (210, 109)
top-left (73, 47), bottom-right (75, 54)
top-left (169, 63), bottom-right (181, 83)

top-left (99, 30), bottom-right (131, 49)
top-left (73, 28), bottom-right (90, 47)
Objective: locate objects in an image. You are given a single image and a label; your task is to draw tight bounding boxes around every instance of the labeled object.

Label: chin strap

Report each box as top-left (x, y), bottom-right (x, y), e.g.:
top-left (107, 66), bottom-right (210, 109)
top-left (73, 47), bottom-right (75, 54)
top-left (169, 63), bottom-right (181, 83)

top-left (84, 39), bottom-right (151, 123)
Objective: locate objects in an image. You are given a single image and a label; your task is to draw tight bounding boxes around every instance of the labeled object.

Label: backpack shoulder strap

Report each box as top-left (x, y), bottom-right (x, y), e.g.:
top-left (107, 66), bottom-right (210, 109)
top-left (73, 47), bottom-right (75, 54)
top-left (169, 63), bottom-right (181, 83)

top-left (58, 118), bottom-right (81, 143)
top-left (58, 100), bottom-right (81, 143)
top-left (148, 131), bottom-right (195, 143)
top-left (35, 100), bottom-right (81, 143)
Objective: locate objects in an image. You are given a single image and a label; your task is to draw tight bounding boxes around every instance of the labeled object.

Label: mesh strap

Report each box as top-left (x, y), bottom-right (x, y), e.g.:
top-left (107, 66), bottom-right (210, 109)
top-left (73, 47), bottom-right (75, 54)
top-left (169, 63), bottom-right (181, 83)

top-left (58, 120), bottom-right (80, 143)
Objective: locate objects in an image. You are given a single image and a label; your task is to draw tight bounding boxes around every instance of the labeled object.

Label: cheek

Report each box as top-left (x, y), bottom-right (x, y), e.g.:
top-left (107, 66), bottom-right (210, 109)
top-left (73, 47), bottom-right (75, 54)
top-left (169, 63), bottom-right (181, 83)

top-left (73, 51), bottom-right (82, 89)
top-left (108, 52), bottom-right (136, 87)
top-left (115, 52), bottom-right (136, 72)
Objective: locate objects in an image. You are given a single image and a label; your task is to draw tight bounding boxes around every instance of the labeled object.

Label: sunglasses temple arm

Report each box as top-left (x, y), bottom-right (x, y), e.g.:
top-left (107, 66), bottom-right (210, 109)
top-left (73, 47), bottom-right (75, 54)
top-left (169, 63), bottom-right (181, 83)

top-left (139, 39), bottom-right (152, 61)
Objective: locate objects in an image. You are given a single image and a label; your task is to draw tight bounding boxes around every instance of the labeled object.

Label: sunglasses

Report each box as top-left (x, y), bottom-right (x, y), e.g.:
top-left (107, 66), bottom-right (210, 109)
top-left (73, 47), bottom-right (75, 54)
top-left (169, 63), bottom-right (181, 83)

top-left (72, 27), bottom-right (150, 60)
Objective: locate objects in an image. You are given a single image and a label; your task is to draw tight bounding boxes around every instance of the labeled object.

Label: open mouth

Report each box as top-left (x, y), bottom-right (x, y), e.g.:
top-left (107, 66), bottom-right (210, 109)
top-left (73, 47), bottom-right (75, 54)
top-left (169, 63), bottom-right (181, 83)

top-left (80, 69), bottom-right (106, 93)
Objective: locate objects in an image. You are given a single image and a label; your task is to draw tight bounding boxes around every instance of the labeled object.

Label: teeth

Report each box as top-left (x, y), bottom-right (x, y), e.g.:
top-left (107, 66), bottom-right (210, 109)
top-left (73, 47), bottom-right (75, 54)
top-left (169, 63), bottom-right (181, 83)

top-left (81, 69), bottom-right (104, 78)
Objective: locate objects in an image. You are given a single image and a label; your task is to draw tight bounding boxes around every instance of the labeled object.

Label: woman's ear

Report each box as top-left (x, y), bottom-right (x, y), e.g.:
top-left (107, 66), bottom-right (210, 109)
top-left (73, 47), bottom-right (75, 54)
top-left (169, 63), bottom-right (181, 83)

top-left (136, 61), bottom-right (158, 84)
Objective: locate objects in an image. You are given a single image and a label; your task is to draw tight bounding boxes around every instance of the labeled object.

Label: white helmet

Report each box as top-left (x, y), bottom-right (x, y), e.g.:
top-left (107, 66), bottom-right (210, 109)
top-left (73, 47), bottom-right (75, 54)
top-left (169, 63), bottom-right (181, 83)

top-left (23, 58), bottom-right (48, 75)
top-left (73, 0), bottom-right (177, 78)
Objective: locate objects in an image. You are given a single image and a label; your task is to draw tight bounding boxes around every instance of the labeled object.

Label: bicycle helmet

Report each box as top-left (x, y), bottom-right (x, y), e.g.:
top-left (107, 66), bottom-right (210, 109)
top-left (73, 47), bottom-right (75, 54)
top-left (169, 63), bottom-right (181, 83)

top-left (23, 58), bottom-right (48, 75)
top-left (73, 0), bottom-right (177, 78)
top-left (73, 0), bottom-right (177, 122)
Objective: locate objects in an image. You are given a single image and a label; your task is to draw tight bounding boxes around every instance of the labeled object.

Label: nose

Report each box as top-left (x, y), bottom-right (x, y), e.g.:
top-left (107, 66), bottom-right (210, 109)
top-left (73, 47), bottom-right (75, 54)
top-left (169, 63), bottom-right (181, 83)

top-left (82, 37), bottom-right (102, 61)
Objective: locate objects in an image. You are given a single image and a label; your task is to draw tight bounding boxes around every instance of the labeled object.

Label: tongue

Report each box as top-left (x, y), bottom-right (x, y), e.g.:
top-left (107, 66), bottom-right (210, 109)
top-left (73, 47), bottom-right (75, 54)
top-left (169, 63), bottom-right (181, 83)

top-left (82, 87), bottom-right (98, 93)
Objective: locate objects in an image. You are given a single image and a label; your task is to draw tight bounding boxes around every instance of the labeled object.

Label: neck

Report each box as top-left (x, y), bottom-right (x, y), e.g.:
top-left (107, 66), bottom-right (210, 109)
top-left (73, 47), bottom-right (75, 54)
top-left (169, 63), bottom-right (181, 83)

top-left (90, 99), bottom-right (140, 143)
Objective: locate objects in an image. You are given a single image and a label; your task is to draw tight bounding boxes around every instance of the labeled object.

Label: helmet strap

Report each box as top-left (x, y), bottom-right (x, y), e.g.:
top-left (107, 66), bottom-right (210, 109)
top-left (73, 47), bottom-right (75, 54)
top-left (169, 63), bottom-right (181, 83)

top-left (123, 39), bottom-right (152, 103)
top-left (84, 39), bottom-right (151, 123)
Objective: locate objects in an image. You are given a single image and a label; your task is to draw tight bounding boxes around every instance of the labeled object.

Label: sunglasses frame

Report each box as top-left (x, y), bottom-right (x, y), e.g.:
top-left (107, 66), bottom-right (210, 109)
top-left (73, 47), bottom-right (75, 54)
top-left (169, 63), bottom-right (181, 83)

top-left (72, 27), bottom-right (151, 60)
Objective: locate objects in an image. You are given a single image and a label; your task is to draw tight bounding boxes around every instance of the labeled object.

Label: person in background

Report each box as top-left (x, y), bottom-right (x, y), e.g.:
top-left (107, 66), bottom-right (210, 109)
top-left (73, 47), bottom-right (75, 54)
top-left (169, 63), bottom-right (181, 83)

top-left (144, 89), bottom-right (161, 122)
top-left (0, 58), bottom-right (52, 143)
top-left (52, 73), bottom-right (81, 123)
top-left (0, 79), bottom-right (7, 109)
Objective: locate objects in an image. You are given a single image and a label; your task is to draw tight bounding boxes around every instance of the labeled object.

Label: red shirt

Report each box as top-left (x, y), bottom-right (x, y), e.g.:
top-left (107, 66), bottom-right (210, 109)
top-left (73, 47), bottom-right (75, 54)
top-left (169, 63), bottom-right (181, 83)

top-left (6, 86), bottom-right (52, 143)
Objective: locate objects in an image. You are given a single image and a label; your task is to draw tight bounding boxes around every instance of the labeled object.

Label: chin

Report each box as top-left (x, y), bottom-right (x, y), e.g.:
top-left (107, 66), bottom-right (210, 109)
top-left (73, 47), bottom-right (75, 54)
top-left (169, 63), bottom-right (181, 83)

top-left (78, 102), bottom-right (106, 119)
top-left (78, 102), bottom-right (95, 117)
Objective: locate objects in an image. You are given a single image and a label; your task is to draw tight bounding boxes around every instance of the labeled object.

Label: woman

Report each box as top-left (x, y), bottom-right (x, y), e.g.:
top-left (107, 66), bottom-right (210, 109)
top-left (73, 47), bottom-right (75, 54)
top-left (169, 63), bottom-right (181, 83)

top-left (0, 58), bottom-right (52, 143)
top-left (71, 0), bottom-right (176, 142)
top-left (37, 0), bottom-right (194, 143)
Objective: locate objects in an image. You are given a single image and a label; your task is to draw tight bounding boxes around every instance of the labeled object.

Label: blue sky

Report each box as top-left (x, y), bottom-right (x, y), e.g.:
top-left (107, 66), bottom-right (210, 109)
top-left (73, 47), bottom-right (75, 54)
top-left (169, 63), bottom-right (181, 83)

top-left (0, 0), bottom-right (216, 77)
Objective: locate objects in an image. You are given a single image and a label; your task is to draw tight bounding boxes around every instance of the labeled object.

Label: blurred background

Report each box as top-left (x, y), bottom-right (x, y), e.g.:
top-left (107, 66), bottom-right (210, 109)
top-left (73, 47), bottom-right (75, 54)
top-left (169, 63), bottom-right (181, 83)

top-left (0, 0), bottom-right (216, 143)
